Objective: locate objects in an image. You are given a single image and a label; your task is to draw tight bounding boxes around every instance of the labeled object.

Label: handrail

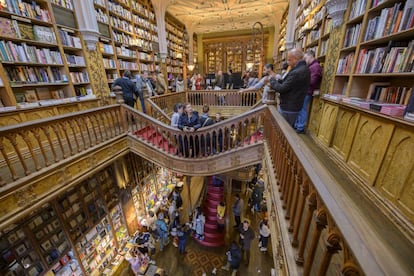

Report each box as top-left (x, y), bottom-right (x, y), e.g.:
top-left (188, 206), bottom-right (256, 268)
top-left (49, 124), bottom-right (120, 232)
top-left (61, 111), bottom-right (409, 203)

top-left (150, 91), bottom-right (187, 115)
top-left (263, 106), bottom-right (411, 275)
top-left (0, 105), bottom-right (125, 185)
top-left (124, 104), bottom-right (265, 159)
top-left (146, 98), bottom-right (171, 124)
top-left (187, 89), bottom-right (261, 107)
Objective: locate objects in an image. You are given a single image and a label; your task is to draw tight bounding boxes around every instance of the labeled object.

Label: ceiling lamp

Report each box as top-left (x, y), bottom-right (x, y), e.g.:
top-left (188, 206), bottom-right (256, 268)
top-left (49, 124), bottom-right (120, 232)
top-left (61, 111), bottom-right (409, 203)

top-left (187, 64), bottom-right (195, 71)
top-left (325, 0), bottom-right (349, 27)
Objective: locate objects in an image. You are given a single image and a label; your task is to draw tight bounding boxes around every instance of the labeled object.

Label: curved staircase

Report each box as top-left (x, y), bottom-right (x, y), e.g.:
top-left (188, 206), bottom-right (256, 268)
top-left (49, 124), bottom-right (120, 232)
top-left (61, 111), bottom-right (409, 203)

top-left (196, 176), bottom-right (225, 247)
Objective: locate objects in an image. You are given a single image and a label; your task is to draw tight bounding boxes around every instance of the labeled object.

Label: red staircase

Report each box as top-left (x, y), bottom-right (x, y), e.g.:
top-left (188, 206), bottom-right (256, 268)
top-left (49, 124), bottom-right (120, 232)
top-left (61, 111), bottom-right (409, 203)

top-left (196, 176), bottom-right (225, 247)
top-left (134, 126), bottom-right (176, 154)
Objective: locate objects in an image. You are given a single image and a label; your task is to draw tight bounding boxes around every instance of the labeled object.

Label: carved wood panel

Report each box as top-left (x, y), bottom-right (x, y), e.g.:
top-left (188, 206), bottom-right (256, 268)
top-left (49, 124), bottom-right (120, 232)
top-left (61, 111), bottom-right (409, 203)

top-left (331, 109), bottom-right (360, 161)
top-left (308, 97), bottom-right (323, 135)
top-left (317, 103), bottom-right (339, 146)
top-left (376, 127), bottom-right (414, 222)
top-left (347, 115), bottom-right (394, 185)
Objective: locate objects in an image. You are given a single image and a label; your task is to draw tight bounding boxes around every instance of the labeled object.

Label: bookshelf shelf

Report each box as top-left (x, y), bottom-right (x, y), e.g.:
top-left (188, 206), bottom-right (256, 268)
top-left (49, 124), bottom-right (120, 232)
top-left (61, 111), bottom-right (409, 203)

top-left (352, 73), bottom-right (414, 77)
top-left (368, 0), bottom-right (402, 13)
top-left (10, 82), bottom-right (69, 87)
top-left (2, 62), bottom-right (64, 67)
top-left (347, 14), bottom-right (365, 25)
top-left (73, 82), bottom-right (91, 85)
top-left (0, 10), bottom-right (53, 26)
top-left (340, 45), bottom-right (357, 52)
top-left (0, 36), bottom-right (58, 47)
top-left (360, 28), bottom-right (414, 46)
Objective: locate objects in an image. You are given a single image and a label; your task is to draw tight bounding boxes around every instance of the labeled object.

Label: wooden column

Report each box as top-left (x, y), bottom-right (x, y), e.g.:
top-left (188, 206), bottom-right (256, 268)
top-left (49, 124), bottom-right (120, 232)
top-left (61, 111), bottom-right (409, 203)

top-left (292, 177), bottom-right (309, 247)
top-left (186, 176), bottom-right (192, 220)
top-left (303, 209), bottom-right (327, 276)
top-left (295, 193), bottom-right (317, 265)
top-left (288, 168), bottom-right (302, 232)
top-left (225, 175), bottom-right (232, 238)
top-left (317, 232), bottom-right (342, 275)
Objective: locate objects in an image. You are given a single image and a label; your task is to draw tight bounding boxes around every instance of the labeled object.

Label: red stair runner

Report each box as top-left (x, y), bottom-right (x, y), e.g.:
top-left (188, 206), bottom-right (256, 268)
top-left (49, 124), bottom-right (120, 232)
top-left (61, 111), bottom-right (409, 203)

top-left (195, 176), bottom-right (225, 247)
top-left (134, 126), bottom-right (176, 154)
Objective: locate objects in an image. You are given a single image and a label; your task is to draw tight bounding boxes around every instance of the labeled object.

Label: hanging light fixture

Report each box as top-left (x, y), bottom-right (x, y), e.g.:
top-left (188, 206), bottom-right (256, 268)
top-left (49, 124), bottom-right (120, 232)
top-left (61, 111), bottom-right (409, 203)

top-left (325, 0), bottom-right (349, 27)
top-left (187, 64), bottom-right (195, 71)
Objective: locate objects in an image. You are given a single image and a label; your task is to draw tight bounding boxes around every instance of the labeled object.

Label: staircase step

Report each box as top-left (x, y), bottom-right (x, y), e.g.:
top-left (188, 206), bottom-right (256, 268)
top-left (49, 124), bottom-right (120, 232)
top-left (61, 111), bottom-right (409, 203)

top-left (204, 222), bottom-right (218, 230)
top-left (206, 198), bottom-right (221, 206)
top-left (206, 193), bottom-right (223, 200)
top-left (204, 231), bottom-right (224, 239)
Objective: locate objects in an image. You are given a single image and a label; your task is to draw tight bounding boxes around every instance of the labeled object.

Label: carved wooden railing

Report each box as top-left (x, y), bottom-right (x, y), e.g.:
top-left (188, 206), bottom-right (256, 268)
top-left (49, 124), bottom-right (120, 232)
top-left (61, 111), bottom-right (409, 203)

top-left (124, 105), bottom-right (265, 159)
top-left (149, 89), bottom-right (261, 116)
top-left (0, 105), bottom-right (125, 185)
top-left (150, 91), bottom-right (187, 115)
top-left (146, 98), bottom-right (171, 124)
top-left (263, 106), bottom-right (411, 275)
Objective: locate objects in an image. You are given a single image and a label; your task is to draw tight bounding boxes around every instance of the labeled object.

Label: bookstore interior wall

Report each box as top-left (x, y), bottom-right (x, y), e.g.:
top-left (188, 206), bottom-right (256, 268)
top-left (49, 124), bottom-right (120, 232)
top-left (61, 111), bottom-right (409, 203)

top-left (0, 153), bottom-right (180, 275)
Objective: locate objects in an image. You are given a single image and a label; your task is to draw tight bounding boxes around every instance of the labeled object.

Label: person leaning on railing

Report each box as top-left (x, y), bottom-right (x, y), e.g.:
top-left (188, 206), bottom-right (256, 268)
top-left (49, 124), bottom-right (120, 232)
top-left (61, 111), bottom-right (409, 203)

top-left (111, 70), bottom-right (139, 108)
top-left (177, 103), bottom-right (201, 157)
top-left (269, 48), bottom-right (310, 128)
top-left (239, 64), bottom-right (276, 104)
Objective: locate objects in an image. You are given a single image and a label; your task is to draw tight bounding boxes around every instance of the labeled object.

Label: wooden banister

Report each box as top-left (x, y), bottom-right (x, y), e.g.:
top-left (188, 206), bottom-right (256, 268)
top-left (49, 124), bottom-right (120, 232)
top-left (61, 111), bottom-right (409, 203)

top-left (263, 105), bottom-right (412, 275)
top-left (146, 98), bottom-right (171, 124)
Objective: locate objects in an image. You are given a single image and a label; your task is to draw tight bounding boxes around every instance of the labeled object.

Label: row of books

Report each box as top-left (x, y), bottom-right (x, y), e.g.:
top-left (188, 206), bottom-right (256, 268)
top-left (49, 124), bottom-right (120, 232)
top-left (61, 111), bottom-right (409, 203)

top-left (364, 1), bottom-right (414, 42)
top-left (0, 18), bottom-right (57, 44)
top-left (116, 46), bottom-right (136, 58)
top-left (75, 87), bottom-right (93, 97)
top-left (106, 73), bottom-right (118, 81)
top-left (349, 0), bottom-right (367, 20)
top-left (0, 0), bottom-right (51, 22)
top-left (70, 72), bottom-right (89, 84)
top-left (131, 0), bottom-right (154, 19)
top-left (103, 58), bottom-right (116, 69)
top-left (65, 54), bottom-right (85, 66)
top-left (343, 23), bottom-right (362, 48)
top-left (95, 8), bottom-right (109, 24)
top-left (132, 14), bottom-right (157, 32)
top-left (58, 29), bottom-right (82, 49)
top-left (6, 66), bottom-right (66, 84)
top-left (140, 63), bottom-right (159, 72)
top-left (50, 0), bottom-right (74, 10)
top-left (110, 16), bottom-right (133, 33)
top-left (107, 1), bottom-right (131, 20)
top-left (355, 40), bottom-right (414, 73)
top-left (0, 41), bottom-right (63, 64)
top-left (112, 30), bottom-right (134, 45)
top-left (135, 27), bottom-right (155, 41)
top-left (337, 52), bottom-right (354, 74)
top-left (118, 60), bottom-right (138, 70)
top-left (100, 43), bottom-right (114, 55)
top-left (367, 83), bottom-right (412, 105)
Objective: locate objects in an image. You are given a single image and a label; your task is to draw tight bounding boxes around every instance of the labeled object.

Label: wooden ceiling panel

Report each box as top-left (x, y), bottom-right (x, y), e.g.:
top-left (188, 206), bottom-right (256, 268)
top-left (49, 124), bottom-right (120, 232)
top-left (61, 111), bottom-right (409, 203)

top-left (167, 0), bottom-right (288, 33)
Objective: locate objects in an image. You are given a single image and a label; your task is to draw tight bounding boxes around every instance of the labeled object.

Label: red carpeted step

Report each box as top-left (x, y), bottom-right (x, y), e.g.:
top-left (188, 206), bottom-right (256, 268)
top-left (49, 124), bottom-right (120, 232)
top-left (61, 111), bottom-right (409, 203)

top-left (204, 222), bottom-right (218, 231)
top-left (207, 189), bottom-right (224, 196)
top-left (206, 192), bottom-right (223, 200)
top-left (205, 206), bottom-right (218, 214)
top-left (206, 198), bottom-right (221, 206)
top-left (206, 215), bottom-right (217, 222)
top-left (203, 231), bottom-right (224, 239)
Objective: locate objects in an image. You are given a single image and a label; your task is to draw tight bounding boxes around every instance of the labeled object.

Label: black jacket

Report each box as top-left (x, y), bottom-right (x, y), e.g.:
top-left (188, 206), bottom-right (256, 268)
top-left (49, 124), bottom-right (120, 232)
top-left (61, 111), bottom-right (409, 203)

top-left (178, 111), bottom-right (201, 130)
top-left (112, 77), bottom-right (139, 102)
top-left (269, 60), bottom-right (310, 112)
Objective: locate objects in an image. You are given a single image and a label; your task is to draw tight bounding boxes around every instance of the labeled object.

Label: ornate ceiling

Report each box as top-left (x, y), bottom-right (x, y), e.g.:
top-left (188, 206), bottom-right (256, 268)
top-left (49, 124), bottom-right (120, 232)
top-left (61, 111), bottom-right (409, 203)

top-left (166, 0), bottom-right (288, 34)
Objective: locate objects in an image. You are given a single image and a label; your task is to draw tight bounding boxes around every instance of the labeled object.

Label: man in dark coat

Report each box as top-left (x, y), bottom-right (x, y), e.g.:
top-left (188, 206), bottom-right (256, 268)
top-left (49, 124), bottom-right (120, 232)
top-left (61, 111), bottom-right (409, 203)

top-left (111, 70), bottom-right (139, 108)
top-left (178, 103), bottom-right (201, 157)
top-left (269, 48), bottom-right (310, 127)
top-left (221, 241), bottom-right (242, 273)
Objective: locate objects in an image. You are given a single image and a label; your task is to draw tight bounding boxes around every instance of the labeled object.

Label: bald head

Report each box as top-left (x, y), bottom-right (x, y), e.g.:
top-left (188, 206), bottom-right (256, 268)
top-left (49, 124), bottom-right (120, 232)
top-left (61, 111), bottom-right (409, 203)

top-left (287, 48), bottom-right (304, 68)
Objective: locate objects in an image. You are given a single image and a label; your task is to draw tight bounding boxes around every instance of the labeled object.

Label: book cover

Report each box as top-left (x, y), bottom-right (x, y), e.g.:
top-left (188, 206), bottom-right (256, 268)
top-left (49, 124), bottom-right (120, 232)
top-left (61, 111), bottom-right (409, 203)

top-left (0, 17), bottom-right (16, 38)
top-left (404, 86), bottom-right (414, 114)
top-left (36, 87), bottom-right (50, 100)
top-left (17, 21), bottom-right (34, 40)
top-left (24, 89), bottom-right (38, 103)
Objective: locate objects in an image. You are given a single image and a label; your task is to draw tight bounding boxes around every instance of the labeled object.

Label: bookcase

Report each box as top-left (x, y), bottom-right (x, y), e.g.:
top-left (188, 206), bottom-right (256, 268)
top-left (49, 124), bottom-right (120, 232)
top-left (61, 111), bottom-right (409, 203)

top-left (327, 0), bottom-right (414, 120)
top-left (294, 0), bottom-right (333, 65)
top-left (0, 0), bottom-right (95, 109)
top-left (93, 0), bottom-right (160, 89)
top-left (276, 6), bottom-right (288, 71)
top-left (165, 14), bottom-right (186, 77)
top-left (0, 203), bottom-right (82, 276)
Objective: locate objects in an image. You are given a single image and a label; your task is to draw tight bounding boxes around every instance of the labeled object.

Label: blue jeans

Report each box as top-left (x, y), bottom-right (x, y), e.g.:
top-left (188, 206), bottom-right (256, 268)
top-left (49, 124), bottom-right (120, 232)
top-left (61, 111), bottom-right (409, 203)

top-left (278, 107), bottom-right (299, 128)
top-left (178, 239), bottom-right (186, 254)
top-left (138, 94), bottom-right (146, 114)
top-left (294, 95), bottom-right (311, 131)
top-left (159, 232), bottom-right (168, 250)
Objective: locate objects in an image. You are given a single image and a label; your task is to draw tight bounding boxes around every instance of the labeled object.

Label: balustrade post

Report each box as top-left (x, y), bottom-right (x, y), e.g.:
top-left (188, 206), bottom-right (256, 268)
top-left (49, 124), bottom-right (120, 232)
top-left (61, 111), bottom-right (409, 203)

top-left (285, 160), bottom-right (297, 215)
top-left (68, 121), bottom-right (81, 153)
top-left (42, 126), bottom-right (59, 162)
top-left (291, 174), bottom-right (308, 246)
top-left (317, 232), bottom-right (342, 276)
top-left (0, 137), bottom-right (18, 181)
top-left (341, 263), bottom-right (361, 276)
top-left (32, 129), bottom-right (49, 167)
top-left (22, 131), bottom-right (41, 171)
top-left (289, 167), bottom-right (302, 232)
top-left (296, 193), bottom-right (317, 265)
top-left (8, 133), bottom-right (29, 176)
top-left (303, 209), bottom-right (327, 276)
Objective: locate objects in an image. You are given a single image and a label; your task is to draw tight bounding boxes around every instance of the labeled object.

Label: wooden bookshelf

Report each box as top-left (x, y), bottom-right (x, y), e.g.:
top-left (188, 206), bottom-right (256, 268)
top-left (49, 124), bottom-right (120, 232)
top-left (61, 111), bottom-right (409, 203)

top-left (330, 0), bottom-right (414, 119)
top-left (276, 6), bottom-right (288, 71)
top-left (165, 13), bottom-right (186, 77)
top-left (0, 0), bottom-right (96, 109)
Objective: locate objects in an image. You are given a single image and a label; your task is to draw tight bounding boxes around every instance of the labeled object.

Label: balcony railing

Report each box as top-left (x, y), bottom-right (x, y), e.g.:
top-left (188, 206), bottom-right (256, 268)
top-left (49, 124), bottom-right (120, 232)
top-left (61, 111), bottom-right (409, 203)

top-left (150, 89), bottom-right (261, 116)
top-left (0, 105), bottom-right (126, 185)
top-left (263, 106), bottom-right (411, 275)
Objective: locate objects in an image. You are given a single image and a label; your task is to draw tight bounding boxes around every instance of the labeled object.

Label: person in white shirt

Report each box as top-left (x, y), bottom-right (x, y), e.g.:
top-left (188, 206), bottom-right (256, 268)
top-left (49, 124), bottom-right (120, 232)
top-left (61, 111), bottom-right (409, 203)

top-left (258, 218), bottom-right (271, 252)
top-left (171, 103), bottom-right (184, 128)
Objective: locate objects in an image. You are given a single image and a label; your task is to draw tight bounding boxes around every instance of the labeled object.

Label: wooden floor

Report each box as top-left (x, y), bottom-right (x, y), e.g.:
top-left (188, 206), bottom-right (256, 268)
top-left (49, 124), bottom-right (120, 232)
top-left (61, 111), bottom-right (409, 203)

top-left (121, 192), bottom-right (275, 276)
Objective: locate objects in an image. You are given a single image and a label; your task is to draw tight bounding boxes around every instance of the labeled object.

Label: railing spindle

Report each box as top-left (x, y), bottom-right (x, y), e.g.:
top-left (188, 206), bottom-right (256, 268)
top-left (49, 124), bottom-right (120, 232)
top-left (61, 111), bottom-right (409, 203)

top-left (296, 193), bottom-right (317, 265)
top-left (32, 128), bottom-right (49, 167)
top-left (22, 131), bottom-right (41, 171)
top-left (0, 137), bottom-right (18, 181)
top-left (8, 133), bottom-right (29, 176)
top-left (69, 121), bottom-right (81, 153)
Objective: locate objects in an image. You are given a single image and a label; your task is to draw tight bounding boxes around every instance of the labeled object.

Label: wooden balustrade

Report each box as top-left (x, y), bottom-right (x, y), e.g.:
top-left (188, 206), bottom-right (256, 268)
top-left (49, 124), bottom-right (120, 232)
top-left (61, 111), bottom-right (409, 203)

top-left (146, 98), bottom-right (171, 124)
top-left (149, 89), bottom-right (262, 116)
top-left (263, 106), bottom-right (411, 276)
top-left (0, 105), bottom-right (125, 185)
top-left (149, 91), bottom-right (187, 115)
top-left (187, 89), bottom-right (261, 107)
top-left (123, 105), bottom-right (265, 159)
